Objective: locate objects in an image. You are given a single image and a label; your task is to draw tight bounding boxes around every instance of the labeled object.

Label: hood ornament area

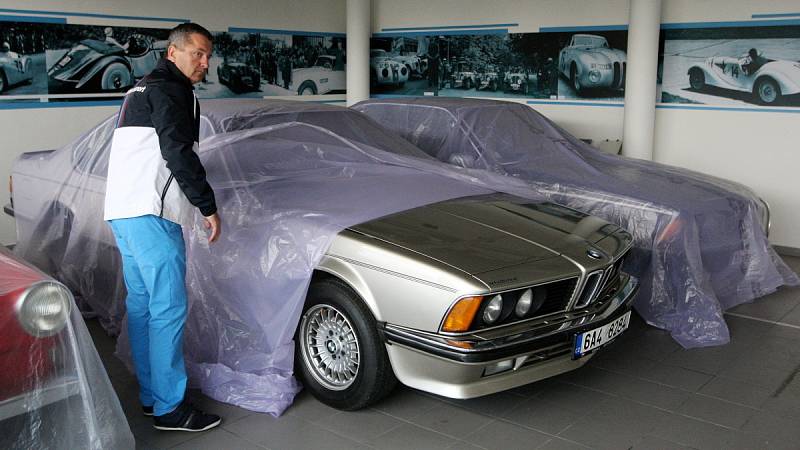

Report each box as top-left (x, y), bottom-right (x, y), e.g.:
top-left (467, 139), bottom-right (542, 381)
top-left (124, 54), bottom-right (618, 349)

top-left (587, 248), bottom-right (603, 260)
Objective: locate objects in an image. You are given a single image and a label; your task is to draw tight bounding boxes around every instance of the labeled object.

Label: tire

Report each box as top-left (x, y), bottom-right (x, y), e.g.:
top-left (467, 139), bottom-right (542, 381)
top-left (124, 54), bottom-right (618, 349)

top-left (688, 68), bottom-right (705, 91)
top-left (570, 64), bottom-right (582, 95)
top-left (464, 78), bottom-right (472, 90)
top-left (0, 70), bottom-right (6, 93)
top-left (489, 80), bottom-right (497, 91)
top-left (100, 62), bottom-right (132, 91)
top-left (296, 278), bottom-right (397, 410)
top-left (298, 80), bottom-right (317, 95)
top-left (754, 77), bottom-right (781, 105)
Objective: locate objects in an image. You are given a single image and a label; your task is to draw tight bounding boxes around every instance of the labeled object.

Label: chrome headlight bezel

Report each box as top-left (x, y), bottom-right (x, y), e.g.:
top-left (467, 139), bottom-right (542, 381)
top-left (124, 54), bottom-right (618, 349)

top-left (14, 280), bottom-right (73, 337)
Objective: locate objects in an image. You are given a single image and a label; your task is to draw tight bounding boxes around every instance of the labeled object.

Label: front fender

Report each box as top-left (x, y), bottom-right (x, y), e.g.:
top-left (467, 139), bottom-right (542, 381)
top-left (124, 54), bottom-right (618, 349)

top-left (756, 62), bottom-right (800, 94)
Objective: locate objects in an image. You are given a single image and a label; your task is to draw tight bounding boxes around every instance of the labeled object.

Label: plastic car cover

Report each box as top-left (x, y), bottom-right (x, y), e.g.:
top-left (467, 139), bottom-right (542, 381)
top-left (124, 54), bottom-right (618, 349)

top-left (13, 99), bottom-right (553, 416)
top-left (353, 97), bottom-right (800, 348)
top-left (0, 247), bottom-right (134, 449)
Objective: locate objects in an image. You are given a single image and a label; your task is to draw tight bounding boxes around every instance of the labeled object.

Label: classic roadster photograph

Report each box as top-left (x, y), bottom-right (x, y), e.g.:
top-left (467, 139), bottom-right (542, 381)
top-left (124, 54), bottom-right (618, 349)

top-left (558, 33), bottom-right (627, 97)
top-left (687, 51), bottom-right (800, 105)
top-left (217, 58), bottom-right (261, 93)
top-left (354, 97), bottom-right (799, 348)
top-left (47, 35), bottom-right (167, 93)
top-left (290, 54), bottom-right (346, 95)
top-left (9, 99), bottom-right (637, 415)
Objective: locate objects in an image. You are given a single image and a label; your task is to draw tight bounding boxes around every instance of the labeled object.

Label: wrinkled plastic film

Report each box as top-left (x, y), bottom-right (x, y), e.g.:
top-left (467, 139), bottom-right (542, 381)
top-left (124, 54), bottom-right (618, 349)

top-left (0, 247), bottom-right (134, 450)
top-left (353, 97), bottom-right (799, 348)
top-left (13, 99), bottom-right (552, 415)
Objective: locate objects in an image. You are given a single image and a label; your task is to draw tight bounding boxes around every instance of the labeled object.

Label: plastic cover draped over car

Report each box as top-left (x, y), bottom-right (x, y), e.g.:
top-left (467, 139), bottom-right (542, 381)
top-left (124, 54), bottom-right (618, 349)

top-left (13, 99), bottom-right (555, 416)
top-left (352, 97), bottom-right (799, 348)
top-left (0, 247), bottom-right (134, 449)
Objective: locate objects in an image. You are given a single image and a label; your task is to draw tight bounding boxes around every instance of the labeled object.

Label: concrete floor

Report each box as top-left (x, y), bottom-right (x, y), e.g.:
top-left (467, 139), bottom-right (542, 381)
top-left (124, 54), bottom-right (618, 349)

top-left (89, 255), bottom-right (800, 450)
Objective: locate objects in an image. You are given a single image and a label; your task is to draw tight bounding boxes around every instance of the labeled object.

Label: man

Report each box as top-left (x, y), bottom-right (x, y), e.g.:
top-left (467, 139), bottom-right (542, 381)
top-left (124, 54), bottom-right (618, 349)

top-left (103, 23), bottom-right (222, 432)
top-left (103, 27), bottom-right (129, 51)
top-left (741, 48), bottom-right (767, 76)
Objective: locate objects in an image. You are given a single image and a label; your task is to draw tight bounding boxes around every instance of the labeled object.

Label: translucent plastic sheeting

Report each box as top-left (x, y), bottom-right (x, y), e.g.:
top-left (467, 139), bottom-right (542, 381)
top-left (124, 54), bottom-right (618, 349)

top-left (13, 99), bottom-right (553, 415)
top-left (0, 246), bottom-right (134, 450)
top-left (353, 97), bottom-right (799, 348)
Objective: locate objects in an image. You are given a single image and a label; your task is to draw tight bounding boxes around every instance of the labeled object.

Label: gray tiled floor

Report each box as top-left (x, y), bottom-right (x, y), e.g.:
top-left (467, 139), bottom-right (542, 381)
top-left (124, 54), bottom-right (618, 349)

top-left (89, 255), bottom-right (800, 450)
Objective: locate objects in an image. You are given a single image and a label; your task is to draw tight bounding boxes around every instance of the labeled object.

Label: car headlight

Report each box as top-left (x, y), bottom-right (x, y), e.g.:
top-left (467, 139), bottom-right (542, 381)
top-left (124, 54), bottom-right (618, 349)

top-left (483, 294), bottom-right (503, 324)
top-left (589, 70), bottom-right (601, 83)
top-left (15, 281), bottom-right (73, 337)
top-left (515, 289), bottom-right (533, 317)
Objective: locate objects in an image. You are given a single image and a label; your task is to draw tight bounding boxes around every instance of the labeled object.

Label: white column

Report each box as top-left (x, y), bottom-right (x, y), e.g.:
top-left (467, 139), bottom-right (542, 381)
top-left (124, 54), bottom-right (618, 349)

top-left (346, 0), bottom-right (370, 106)
top-left (621, 0), bottom-right (662, 160)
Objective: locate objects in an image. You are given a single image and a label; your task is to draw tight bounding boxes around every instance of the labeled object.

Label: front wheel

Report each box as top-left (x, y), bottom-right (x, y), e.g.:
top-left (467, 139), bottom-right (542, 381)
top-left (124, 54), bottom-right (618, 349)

top-left (296, 278), bottom-right (397, 410)
top-left (298, 80), bottom-right (317, 95)
top-left (754, 77), bottom-right (781, 105)
top-left (570, 64), bottom-right (582, 95)
top-left (100, 62), bottom-right (132, 91)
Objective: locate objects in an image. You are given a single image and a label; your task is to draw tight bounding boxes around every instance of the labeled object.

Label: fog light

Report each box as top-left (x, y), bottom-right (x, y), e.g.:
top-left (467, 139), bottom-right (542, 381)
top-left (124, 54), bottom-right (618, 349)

top-left (589, 70), bottom-right (601, 83)
top-left (483, 359), bottom-right (514, 377)
top-left (483, 294), bottom-right (503, 324)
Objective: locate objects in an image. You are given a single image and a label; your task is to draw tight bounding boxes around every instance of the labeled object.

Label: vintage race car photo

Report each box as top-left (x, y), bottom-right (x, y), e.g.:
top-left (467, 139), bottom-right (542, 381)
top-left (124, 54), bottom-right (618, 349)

top-left (0, 246), bottom-right (133, 449)
top-left (370, 49), bottom-right (408, 87)
top-left (290, 55), bottom-right (346, 95)
top-left (9, 99), bottom-right (636, 414)
top-left (390, 52), bottom-right (424, 78)
top-left (217, 59), bottom-right (261, 94)
top-left (354, 97), bottom-right (799, 348)
top-left (687, 51), bottom-right (800, 105)
top-left (0, 51), bottom-right (34, 93)
top-left (475, 66), bottom-right (501, 91)
top-left (47, 36), bottom-right (166, 93)
top-left (558, 34), bottom-right (626, 95)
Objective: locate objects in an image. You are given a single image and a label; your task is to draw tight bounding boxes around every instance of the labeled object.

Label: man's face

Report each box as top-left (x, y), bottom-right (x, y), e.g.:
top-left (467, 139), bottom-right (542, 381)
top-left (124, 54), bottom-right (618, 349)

top-left (167, 33), bottom-right (212, 84)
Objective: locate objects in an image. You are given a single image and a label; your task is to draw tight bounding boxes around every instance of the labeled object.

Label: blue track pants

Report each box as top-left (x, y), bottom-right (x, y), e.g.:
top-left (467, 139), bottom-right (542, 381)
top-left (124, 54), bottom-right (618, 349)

top-left (109, 215), bottom-right (188, 416)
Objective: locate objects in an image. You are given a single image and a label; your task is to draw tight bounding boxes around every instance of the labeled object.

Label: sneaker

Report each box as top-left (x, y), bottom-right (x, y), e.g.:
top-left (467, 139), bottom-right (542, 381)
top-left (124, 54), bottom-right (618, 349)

top-left (142, 405), bottom-right (154, 416)
top-left (153, 402), bottom-right (221, 432)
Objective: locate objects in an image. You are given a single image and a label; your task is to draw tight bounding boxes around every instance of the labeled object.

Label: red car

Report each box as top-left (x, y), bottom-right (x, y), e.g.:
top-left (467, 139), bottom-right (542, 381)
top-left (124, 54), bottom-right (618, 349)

top-left (0, 246), bottom-right (134, 449)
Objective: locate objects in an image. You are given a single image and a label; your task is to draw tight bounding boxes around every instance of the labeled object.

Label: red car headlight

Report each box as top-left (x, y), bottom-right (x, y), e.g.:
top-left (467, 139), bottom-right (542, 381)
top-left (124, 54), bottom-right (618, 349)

top-left (15, 281), bottom-right (73, 337)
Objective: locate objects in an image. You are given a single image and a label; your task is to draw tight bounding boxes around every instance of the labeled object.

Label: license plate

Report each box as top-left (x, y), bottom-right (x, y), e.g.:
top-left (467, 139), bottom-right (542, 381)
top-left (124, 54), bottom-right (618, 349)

top-left (573, 311), bottom-right (631, 358)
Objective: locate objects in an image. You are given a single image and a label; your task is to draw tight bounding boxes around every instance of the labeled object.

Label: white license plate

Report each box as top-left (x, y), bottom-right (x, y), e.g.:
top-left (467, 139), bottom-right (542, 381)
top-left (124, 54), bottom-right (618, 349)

top-left (573, 311), bottom-right (631, 358)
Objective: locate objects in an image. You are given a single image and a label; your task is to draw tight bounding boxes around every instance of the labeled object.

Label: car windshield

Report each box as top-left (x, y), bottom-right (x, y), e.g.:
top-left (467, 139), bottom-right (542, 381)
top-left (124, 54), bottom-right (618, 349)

top-left (370, 50), bottom-right (386, 58)
top-left (574, 36), bottom-right (608, 48)
top-left (204, 106), bottom-right (433, 160)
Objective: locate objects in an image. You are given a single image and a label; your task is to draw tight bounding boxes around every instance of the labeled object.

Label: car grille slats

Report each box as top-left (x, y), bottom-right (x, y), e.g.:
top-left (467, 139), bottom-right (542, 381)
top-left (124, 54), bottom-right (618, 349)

top-left (536, 278), bottom-right (578, 316)
top-left (572, 249), bottom-right (629, 310)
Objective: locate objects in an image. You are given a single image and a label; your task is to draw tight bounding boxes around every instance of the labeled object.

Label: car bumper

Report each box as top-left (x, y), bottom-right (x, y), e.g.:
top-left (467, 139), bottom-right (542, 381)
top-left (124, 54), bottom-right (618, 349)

top-left (0, 375), bottom-right (80, 422)
top-left (381, 273), bottom-right (638, 399)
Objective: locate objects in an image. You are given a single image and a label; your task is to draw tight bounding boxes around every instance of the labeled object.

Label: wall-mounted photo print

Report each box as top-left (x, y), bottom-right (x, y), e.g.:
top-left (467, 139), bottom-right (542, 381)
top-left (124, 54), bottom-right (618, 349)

top-left (369, 29), bottom-right (628, 101)
top-left (542, 30), bottom-right (628, 101)
top-left (45, 25), bottom-right (169, 96)
top-left (197, 32), bottom-right (346, 98)
top-left (0, 21), bottom-right (49, 95)
top-left (661, 25), bottom-right (800, 107)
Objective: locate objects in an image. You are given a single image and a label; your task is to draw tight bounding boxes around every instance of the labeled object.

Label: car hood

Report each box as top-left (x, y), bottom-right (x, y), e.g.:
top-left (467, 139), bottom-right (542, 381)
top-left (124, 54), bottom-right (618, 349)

top-left (348, 196), bottom-right (626, 275)
top-left (582, 47), bottom-right (626, 62)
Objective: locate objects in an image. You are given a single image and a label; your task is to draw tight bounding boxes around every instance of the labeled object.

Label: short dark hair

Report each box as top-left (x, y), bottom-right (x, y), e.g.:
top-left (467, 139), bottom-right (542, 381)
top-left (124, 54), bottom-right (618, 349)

top-left (168, 23), bottom-right (213, 49)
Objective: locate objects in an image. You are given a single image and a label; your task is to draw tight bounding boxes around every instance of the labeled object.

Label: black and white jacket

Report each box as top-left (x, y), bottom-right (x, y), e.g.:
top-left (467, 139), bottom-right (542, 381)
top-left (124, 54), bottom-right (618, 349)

top-left (103, 58), bottom-right (216, 225)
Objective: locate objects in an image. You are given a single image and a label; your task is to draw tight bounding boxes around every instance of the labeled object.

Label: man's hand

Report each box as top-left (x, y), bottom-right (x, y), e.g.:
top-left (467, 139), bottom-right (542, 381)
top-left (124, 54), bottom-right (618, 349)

top-left (204, 212), bottom-right (221, 243)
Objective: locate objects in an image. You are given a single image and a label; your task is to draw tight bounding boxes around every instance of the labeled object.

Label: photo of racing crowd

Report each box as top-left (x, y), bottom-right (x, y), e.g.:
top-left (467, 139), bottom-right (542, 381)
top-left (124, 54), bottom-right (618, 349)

top-left (198, 32), bottom-right (346, 98)
top-left (660, 24), bottom-right (800, 107)
top-left (369, 30), bottom-right (628, 101)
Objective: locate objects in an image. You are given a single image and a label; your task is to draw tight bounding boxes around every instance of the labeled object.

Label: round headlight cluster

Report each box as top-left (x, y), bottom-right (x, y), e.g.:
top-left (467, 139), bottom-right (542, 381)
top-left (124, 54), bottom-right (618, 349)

top-left (515, 288), bottom-right (533, 317)
top-left (15, 281), bottom-right (73, 337)
top-left (589, 70), bottom-right (601, 83)
top-left (482, 294), bottom-right (504, 324)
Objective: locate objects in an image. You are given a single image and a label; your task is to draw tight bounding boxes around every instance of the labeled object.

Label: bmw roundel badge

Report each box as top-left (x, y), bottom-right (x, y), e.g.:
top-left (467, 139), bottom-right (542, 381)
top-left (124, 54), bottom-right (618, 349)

top-left (587, 248), bottom-right (603, 259)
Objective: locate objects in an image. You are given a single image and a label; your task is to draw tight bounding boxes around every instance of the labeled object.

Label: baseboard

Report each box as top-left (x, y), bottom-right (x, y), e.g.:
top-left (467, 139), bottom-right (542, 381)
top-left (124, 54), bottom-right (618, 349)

top-left (774, 245), bottom-right (800, 257)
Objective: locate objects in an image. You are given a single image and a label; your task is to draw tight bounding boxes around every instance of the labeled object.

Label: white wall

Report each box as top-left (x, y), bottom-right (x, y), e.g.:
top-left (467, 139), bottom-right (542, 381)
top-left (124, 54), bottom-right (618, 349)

top-left (374, 0), bottom-right (800, 249)
top-left (0, 0), bottom-right (345, 244)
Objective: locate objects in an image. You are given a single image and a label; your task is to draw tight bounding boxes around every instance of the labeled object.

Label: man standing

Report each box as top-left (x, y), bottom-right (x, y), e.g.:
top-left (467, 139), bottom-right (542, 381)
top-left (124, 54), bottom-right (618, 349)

top-left (103, 23), bottom-right (222, 432)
